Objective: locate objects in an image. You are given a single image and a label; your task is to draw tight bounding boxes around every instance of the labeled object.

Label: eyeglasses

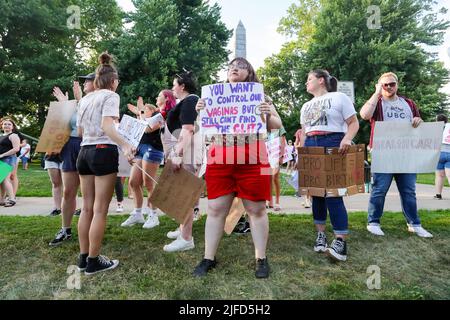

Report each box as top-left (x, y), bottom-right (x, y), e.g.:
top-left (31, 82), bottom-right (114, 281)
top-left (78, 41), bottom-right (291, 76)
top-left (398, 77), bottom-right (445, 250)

top-left (228, 62), bottom-right (249, 71)
top-left (382, 82), bottom-right (397, 89)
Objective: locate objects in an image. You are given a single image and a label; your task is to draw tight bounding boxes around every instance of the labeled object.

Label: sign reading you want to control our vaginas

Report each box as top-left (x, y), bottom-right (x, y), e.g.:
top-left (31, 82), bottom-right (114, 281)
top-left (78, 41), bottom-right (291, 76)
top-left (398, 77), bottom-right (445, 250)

top-left (200, 82), bottom-right (266, 135)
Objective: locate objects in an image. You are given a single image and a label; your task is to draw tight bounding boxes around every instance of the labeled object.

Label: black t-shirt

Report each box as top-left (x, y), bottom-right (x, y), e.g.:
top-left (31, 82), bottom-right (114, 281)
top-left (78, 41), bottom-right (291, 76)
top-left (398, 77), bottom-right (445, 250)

top-left (166, 95), bottom-right (199, 139)
top-left (140, 112), bottom-right (163, 151)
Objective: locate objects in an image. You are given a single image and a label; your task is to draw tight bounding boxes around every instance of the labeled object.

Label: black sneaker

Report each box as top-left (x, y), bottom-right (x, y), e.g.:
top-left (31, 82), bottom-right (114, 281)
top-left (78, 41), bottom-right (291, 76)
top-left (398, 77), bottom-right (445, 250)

top-left (314, 232), bottom-right (327, 253)
top-left (326, 238), bottom-right (347, 262)
top-left (49, 228), bottom-right (72, 246)
top-left (193, 258), bottom-right (217, 277)
top-left (49, 209), bottom-right (61, 217)
top-left (85, 255), bottom-right (119, 275)
top-left (434, 194), bottom-right (442, 200)
top-left (77, 253), bottom-right (88, 272)
top-left (233, 221), bottom-right (251, 235)
top-left (74, 209), bottom-right (81, 216)
top-left (255, 258), bottom-right (270, 279)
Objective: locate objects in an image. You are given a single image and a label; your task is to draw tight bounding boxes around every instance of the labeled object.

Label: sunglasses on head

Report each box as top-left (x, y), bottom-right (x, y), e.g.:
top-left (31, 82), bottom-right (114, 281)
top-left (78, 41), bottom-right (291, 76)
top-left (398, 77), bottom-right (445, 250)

top-left (382, 82), bottom-right (397, 89)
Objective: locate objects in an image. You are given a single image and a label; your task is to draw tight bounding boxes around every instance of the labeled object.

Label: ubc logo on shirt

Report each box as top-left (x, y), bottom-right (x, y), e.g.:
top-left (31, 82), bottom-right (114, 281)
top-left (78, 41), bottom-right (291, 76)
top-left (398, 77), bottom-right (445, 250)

top-left (382, 98), bottom-right (413, 122)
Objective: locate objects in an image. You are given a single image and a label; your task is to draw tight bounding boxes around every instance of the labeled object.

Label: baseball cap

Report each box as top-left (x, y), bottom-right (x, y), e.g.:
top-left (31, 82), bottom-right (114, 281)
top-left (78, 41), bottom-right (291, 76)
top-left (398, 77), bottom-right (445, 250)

top-left (78, 72), bottom-right (95, 81)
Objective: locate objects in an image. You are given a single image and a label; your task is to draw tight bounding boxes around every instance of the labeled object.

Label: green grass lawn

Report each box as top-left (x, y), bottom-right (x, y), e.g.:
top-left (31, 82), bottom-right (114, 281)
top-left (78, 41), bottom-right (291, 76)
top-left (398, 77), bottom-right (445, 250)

top-left (16, 163), bottom-right (447, 198)
top-left (1, 211), bottom-right (449, 300)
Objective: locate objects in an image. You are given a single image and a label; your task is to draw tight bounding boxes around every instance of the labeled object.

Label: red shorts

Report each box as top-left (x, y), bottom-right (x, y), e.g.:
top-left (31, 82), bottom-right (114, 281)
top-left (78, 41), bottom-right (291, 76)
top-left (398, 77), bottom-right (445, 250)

top-left (205, 144), bottom-right (271, 201)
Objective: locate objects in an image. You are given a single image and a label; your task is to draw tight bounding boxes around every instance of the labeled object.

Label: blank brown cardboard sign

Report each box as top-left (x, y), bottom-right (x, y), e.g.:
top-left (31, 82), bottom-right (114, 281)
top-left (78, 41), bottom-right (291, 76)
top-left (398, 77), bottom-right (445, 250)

top-left (149, 160), bottom-right (205, 225)
top-left (36, 100), bottom-right (78, 153)
top-left (224, 198), bottom-right (246, 235)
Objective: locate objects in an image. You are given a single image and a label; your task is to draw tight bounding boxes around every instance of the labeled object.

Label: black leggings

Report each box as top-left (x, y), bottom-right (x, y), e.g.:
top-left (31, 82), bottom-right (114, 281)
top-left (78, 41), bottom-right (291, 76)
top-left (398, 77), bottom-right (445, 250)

top-left (115, 177), bottom-right (124, 202)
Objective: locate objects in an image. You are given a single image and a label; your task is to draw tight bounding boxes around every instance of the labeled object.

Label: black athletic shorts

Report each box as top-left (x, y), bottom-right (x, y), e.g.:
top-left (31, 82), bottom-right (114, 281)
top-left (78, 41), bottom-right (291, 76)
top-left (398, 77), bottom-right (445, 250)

top-left (76, 144), bottom-right (119, 176)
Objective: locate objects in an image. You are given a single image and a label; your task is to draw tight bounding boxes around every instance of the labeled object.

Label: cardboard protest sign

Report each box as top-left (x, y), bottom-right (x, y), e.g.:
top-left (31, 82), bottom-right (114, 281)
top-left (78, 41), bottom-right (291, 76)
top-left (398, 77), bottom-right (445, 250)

top-left (149, 160), bottom-right (205, 225)
top-left (224, 197), bottom-right (246, 235)
top-left (0, 161), bottom-right (13, 184)
top-left (200, 82), bottom-right (266, 135)
top-left (282, 146), bottom-right (293, 164)
top-left (117, 115), bottom-right (148, 148)
top-left (442, 123), bottom-right (450, 145)
top-left (36, 100), bottom-right (77, 153)
top-left (298, 145), bottom-right (365, 197)
top-left (265, 137), bottom-right (281, 168)
top-left (371, 122), bottom-right (443, 173)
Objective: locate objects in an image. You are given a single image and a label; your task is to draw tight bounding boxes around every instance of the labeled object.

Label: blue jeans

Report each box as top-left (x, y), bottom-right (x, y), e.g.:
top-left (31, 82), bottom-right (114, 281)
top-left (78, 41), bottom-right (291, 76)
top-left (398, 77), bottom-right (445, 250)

top-left (304, 133), bottom-right (348, 235)
top-left (368, 173), bottom-right (421, 226)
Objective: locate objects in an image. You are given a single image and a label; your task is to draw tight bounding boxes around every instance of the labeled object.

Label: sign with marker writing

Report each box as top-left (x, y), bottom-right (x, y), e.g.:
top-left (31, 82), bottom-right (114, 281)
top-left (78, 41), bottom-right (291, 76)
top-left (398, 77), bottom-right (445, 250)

top-left (200, 82), bottom-right (266, 135)
top-left (117, 115), bottom-right (148, 148)
top-left (372, 122), bottom-right (443, 173)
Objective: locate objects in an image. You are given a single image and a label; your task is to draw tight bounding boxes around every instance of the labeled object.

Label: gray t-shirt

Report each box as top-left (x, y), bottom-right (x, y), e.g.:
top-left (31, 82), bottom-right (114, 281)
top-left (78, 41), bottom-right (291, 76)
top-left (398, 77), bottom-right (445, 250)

top-left (381, 97), bottom-right (413, 122)
top-left (77, 89), bottom-right (120, 146)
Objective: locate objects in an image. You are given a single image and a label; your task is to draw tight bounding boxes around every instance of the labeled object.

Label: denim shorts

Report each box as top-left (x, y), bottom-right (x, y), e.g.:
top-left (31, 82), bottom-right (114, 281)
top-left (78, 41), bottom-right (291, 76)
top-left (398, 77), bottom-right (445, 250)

top-left (437, 151), bottom-right (450, 170)
top-left (136, 143), bottom-right (164, 164)
top-left (1, 155), bottom-right (17, 167)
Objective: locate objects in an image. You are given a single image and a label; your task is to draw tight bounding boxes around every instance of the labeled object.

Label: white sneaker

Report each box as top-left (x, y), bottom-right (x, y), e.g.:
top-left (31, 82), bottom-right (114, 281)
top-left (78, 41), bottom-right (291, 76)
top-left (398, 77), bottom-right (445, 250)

top-left (367, 225), bottom-right (385, 236)
top-left (167, 227), bottom-right (181, 239)
top-left (116, 203), bottom-right (124, 213)
top-left (163, 235), bottom-right (194, 252)
top-left (143, 212), bottom-right (160, 229)
top-left (407, 223), bottom-right (415, 233)
top-left (304, 198), bottom-right (311, 208)
top-left (193, 207), bottom-right (202, 221)
top-left (411, 226), bottom-right (433, 238)
top-left (120, 210), bottom-right (145, 227)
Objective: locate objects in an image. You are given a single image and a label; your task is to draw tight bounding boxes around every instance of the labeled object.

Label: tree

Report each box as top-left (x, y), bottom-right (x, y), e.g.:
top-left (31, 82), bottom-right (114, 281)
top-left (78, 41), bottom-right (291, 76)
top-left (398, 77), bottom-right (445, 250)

top-left (0, 0), bottom-right (124, 138)
top-left (108, 0), bottom-right (231, 112)
top-left (260, 0), bottom-right (450, 143)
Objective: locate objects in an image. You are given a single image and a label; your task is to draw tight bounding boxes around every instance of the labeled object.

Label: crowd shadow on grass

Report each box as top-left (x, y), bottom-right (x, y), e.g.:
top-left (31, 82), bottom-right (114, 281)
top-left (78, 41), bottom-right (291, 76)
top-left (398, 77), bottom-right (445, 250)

top-left (0, 212), bottom-right (449, 300)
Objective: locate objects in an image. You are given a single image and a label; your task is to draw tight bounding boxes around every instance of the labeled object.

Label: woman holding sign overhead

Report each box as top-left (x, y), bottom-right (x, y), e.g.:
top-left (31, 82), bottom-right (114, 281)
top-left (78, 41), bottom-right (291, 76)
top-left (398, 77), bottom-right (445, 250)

top-left (299, 69), bottom-right (359, 262)
top-left (194, 57), bottom-right (282, 278)
top-left (75, 52), bottom-right (135, 275)
top-left (120, 100), bottom-right (165, 230)
top-left (49, 73), bottom-right (95, 246)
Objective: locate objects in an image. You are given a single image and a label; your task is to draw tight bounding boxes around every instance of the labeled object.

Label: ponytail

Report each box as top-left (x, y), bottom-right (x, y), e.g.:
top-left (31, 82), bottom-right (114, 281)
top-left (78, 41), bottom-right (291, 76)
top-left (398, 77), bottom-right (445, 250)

top-left (310, 69), bottom-right (337, 92)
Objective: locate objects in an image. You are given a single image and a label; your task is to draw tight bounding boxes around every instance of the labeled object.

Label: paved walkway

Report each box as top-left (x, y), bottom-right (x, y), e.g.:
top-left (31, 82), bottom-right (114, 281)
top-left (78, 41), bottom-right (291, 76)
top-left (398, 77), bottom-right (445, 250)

top-left (1, 183), bottom-right (448, 216)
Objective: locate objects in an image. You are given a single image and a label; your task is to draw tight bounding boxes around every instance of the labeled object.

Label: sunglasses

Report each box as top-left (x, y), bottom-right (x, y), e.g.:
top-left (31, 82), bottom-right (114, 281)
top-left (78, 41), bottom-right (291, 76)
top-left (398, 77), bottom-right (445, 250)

top-left (228, 62), bottom-right (249, 70)
top-left (382, 82), bottom-right (397, 89)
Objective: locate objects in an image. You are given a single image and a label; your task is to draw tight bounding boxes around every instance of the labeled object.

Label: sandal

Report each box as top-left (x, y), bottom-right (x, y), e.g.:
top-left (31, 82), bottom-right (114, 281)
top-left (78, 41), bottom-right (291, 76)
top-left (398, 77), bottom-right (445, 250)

top-left (4, 199), bottom-right (16, 207)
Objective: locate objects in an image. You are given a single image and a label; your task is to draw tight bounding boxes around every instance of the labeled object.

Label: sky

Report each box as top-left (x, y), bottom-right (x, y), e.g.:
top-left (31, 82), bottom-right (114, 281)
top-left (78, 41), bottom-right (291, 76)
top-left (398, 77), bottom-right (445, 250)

top-left (117, 0), bottom-right (450, 89)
